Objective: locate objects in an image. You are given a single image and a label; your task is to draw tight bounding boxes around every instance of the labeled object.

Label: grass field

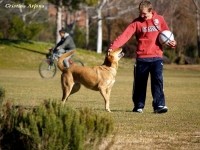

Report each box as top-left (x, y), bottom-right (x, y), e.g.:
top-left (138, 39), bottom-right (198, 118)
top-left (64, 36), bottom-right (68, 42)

top-left (0, 39), bottom-right (200, 149)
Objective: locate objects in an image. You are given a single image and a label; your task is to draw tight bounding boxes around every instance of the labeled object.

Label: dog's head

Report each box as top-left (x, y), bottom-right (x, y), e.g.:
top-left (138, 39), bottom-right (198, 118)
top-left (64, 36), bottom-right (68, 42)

top-left (104, 48), bottom-right (124, 68)
top-left (107, 48), bottom-right (124, 62)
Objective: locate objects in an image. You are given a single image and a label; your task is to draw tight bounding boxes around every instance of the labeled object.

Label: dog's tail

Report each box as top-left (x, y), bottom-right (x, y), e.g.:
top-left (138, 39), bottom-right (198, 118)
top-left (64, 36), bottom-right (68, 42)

top-left (57, 50), bottom-right (76, 71)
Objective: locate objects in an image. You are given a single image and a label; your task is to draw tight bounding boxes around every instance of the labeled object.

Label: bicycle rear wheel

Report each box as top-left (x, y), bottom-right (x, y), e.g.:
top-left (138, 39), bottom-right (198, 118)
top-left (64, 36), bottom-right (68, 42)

top-left (39, 59), bottom-right (57, 78)
top-left (72, 60), bottom-right (84, 67)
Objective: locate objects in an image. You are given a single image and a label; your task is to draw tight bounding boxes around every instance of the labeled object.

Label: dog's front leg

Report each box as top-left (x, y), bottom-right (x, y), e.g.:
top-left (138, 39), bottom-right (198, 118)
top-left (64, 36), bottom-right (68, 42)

top-left (99, 88), bottom-right (112, 112)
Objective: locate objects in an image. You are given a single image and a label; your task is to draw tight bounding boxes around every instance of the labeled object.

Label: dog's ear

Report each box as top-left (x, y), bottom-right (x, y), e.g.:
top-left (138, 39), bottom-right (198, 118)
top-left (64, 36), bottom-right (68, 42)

top-left (106, 51), bottom-right (110, 58)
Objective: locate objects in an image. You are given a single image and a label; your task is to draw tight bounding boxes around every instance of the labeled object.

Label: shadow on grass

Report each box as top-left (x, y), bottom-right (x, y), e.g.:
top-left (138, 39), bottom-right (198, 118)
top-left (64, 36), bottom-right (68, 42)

top-left (0, 38), bottom-right (33, 45)
top-left (12, 45), bottom-right (47, 55)
top-left (0, 38), bottom-right (47, 55)
top-left (113, 110), bottom-right (133, 113)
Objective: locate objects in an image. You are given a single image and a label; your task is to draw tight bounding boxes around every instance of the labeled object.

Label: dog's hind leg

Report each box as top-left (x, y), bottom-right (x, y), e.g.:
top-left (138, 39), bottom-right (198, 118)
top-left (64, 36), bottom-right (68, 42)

top-left (61, 76), bottom-right (74, 104)
top-left (70, 83), bottom-right (81, 95)
top-left (61, 84), bottom-right (72, 104)
top-left (61, 83), bottom-right (80, 105)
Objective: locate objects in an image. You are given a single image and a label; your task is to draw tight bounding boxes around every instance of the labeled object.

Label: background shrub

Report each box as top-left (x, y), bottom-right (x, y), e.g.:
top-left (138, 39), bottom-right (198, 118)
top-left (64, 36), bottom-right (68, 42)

top-left (0, 86), bottom-right (5, 106)
top-left (8, 15), bottom-right (42, 40)
top-left (0, 100), bottom-right (114, 150)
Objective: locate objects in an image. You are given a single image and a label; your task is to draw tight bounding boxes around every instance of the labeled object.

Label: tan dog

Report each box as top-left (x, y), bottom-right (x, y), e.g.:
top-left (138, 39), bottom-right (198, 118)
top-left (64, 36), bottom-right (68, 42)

top-left (57, 48), bottom-right (124, 112)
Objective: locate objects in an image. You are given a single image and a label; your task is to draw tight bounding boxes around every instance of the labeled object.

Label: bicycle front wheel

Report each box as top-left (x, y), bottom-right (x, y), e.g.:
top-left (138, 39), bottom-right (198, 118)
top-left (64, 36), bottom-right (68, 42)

top-left (72, 60), bottom-right (84, 67)
top-left (39, 59), bottom-right (57, 78)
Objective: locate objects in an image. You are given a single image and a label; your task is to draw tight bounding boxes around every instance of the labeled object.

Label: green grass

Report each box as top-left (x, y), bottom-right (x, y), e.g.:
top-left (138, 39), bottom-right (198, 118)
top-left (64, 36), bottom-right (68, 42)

top-left (0, 39), bottom-right (200, 149)
top-left (0, 39), bottom-right (134, 70)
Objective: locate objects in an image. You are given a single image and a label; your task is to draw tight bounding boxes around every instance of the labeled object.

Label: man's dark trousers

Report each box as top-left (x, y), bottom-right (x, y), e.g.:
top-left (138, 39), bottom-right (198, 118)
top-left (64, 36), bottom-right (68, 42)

top-left (132, 59), bottom-right (165, 110)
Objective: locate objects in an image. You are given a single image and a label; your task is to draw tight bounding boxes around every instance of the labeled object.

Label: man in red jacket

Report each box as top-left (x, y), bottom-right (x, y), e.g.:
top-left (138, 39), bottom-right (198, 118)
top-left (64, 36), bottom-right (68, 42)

top-left (109, 0), bottom-right (177, 113)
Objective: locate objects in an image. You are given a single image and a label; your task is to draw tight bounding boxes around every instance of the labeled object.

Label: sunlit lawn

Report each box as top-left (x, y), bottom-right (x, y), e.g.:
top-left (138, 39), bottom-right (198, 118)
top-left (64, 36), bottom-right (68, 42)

top-left (0, 65), bottom-right (200, 149)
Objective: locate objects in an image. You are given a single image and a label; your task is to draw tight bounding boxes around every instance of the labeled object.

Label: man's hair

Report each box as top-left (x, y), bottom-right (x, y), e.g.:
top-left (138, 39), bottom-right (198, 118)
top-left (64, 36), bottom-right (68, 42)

top-left (59, 28), bottom-right (66, 33)
top-left (139, 0), bottom-right (152, 12)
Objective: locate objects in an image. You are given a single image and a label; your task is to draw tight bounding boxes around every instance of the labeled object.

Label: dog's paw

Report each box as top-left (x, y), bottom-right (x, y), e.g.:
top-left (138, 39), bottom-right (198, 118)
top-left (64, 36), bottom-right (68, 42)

top-left (62, 101), bottom-right (66, 105)
top-left (106, 109), bottom-right (112, 112)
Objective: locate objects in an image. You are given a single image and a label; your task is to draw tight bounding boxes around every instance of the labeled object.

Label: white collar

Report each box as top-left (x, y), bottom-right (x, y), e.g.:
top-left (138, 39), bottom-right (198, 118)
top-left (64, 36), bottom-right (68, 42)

top-left (64, 33), bottom-right (69, 38)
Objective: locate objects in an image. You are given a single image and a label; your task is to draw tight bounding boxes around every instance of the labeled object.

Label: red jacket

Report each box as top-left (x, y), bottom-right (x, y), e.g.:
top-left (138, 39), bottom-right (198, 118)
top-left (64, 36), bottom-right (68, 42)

top-left (110, 11), bottom-right (169, 58)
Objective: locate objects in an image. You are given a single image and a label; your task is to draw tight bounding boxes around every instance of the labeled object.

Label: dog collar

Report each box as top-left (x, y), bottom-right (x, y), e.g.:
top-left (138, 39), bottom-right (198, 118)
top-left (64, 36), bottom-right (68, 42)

top-left (103, 66), bottom-right (116, 79)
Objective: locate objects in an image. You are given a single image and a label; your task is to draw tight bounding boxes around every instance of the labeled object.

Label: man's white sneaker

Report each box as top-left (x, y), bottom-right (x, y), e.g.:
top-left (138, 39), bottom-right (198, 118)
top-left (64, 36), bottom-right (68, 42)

top-left (133, 108), bottom-right (143, 113)
top-left (154, 106), bottom-right (168, 113)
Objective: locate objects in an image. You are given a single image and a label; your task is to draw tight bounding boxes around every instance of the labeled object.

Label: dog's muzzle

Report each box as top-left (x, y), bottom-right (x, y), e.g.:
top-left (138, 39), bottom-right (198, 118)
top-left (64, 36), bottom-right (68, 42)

top-left (118, 51), bottom-right (125, 57)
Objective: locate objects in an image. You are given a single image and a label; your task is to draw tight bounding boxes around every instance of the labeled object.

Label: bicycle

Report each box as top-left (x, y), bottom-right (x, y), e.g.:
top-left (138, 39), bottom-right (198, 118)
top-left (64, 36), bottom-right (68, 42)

top-left (39, 49), bottom-right (84, 79)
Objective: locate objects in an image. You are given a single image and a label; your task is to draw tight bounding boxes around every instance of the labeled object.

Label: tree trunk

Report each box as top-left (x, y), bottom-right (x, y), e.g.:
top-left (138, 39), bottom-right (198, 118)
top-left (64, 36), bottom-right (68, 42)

top-left (107, 2), bottom-right (111, 49)
top-left (85, 7), bottom-right (89, 49)
top-left (96, 0), bottom-right (107, 53)
top-left (193, 0), bottom-right (200, 57)
top-left (96, 8), bottom-right (102, 53)
top-left (196, 8), bottom-right (200, 57)
top-left (56, 0), bottom-right (62, 44)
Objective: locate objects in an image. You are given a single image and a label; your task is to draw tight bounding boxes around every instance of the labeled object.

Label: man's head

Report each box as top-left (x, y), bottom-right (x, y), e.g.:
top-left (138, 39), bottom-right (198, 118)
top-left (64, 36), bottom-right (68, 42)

top-left (139, 1), bottom-right (153, 20)
top-left (59, 28), bottom-right (66, 37)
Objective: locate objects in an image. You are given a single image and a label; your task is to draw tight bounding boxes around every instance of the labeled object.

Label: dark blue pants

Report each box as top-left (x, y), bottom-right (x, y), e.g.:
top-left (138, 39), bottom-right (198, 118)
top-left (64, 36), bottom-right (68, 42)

top-left (132, 60), bottom-right (165, 110)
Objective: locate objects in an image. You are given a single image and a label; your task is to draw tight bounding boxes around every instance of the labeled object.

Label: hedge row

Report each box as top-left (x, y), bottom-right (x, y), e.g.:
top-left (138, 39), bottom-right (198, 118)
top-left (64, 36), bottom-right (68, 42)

top-left (0, 87), bottom-right (115, 150)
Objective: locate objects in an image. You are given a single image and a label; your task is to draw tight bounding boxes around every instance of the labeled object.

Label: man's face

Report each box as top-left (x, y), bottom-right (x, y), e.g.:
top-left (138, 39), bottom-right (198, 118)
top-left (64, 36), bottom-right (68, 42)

top-left (140, 8), bottom-right (152, 20)
top-left (59, 32), bottom-right (65, 37)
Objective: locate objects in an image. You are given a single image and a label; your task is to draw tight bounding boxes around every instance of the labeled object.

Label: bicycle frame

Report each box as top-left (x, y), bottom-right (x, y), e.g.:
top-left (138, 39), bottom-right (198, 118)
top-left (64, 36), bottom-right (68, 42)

top-left (50, 53), bottom-right (59, 62)
top-left (39, 50), bottom-right (83, 78)
top-left (49, 52), bottom-right (74, 62)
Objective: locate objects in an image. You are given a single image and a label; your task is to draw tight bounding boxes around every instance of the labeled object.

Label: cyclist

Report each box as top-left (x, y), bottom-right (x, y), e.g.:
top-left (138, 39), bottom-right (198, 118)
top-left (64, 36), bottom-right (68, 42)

top-left (52, 28), bottom-right (76, 67)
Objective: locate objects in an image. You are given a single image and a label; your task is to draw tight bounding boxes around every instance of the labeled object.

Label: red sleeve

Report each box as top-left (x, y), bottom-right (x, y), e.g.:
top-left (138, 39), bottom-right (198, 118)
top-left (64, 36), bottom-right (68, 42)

top-left (110, 22), bottom-right (136, 50)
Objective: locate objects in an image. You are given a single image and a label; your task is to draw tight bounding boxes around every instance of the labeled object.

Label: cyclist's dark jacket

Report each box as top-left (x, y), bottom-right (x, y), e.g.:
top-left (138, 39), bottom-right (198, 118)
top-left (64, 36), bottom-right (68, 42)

top-left (56, 33), bottom-right (76, 51)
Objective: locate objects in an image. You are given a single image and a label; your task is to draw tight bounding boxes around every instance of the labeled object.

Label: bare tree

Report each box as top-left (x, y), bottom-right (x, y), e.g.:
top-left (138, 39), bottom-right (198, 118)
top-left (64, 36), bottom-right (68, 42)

top-left (47, 0), bottom-right (85, 43)
top-left (104, 0), bottom-right (139, 48)
top-left (177, 0), bottom-right (200, 58)
top-left (3, 0), bottom-right (45, 23)
top-left (192, 0), bottom-right (200, 57)
top-left (83, 6), bottom-right (94, 49)
top-left (85, 6), bottom-right (90, 49)
top-left (95, 0), bottom-right (107, 53)
top-left (88, 0), bottom-right (139, 53)
top-left (70, 0), bottom-right (139, 53)
top-left (56, 0), bottom-right (62, 43)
